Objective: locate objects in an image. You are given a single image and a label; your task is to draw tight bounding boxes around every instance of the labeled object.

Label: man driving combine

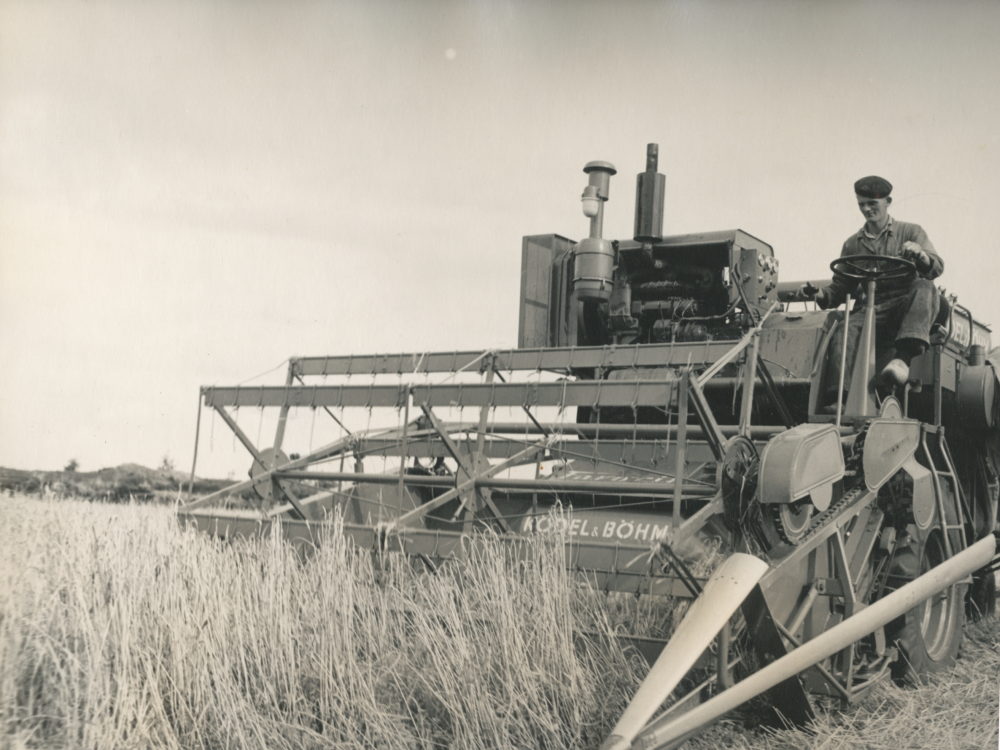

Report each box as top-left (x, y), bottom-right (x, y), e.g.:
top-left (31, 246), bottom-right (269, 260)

top-left (799, 176), bottom-right (943, 402)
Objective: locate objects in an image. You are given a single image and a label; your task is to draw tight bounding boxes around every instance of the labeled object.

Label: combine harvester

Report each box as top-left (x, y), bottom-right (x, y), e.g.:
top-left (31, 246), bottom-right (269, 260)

top-left (180, 145), bottom-right (1000, 749)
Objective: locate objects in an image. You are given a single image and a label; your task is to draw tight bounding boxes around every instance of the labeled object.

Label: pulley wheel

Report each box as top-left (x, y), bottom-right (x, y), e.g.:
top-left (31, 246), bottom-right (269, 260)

top-left (454, 450), bottom-right (494, 524)
top-left (769, 501), bottom-right (814, 545)
top-left (250, 447), bottom-right (290, 503)
top-left (879, 396), bottom-right (903, 419)
top-left (719, 436), bottom-right (759, 532)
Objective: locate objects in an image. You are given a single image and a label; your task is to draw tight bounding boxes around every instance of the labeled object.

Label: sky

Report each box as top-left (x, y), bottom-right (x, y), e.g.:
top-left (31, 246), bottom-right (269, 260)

top-left (2, 0), bottom-right (999, 478)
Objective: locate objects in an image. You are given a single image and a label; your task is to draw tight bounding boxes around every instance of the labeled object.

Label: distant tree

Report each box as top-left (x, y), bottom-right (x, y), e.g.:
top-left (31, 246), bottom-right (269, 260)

top-left (64, 458), bottom-right (79, 473)
top-left (159, 455), bottom-right (176, 473)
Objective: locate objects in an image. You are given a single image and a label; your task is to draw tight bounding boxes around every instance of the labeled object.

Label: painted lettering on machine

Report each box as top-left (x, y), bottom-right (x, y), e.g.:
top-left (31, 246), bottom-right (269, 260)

top-left (521, 511), bottom-right (671, 542)
top-left (948, 312), bottom-right (992, 351)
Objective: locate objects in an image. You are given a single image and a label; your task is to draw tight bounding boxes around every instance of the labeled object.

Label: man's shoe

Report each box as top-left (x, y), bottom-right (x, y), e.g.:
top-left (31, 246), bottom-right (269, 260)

top-left (881, 358), bottom-right (910, 386)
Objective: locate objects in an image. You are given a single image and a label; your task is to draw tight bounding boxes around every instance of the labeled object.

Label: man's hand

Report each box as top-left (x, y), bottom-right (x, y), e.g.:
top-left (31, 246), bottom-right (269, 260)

top-left (901, 241), bottom-right (929, 270)
top-left (797, 282), bottom-right (826, 303)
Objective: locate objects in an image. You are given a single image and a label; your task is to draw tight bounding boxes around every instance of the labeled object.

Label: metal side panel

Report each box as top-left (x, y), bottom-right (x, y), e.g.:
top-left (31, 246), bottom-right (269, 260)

top-left (759, 311), bottom-right (835, 380)
top-left (176, 509), bottom-right (701, 598)
top-left (519, 234), bottom-right (576, 349)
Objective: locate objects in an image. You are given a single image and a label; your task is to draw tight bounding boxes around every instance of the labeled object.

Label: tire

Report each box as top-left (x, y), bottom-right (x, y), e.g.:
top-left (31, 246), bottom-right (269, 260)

top-left (966, 569), bottom-right (997, 623)
top-left (888, 531), bottom-right (966, 685)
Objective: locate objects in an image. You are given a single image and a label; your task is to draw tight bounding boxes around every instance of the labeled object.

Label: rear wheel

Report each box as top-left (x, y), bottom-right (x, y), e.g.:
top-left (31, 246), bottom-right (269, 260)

top-left (888, 531), bottom-right (965, 685)
top-left (967, 569), bottom-right (997, 622)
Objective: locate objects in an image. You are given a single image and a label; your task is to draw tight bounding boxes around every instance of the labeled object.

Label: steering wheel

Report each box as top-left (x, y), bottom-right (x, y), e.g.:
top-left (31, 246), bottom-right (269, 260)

top-left (829, 254), bottom-right (915, 282)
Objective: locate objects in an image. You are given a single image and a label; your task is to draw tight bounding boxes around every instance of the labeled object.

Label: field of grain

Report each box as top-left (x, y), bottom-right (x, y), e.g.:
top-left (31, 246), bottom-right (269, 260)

top-left (1, 495), bottom-right (997, 750)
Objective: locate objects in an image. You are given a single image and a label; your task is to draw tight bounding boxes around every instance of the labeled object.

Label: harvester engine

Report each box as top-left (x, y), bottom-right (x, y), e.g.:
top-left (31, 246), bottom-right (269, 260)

top-left (522, 145), bottom-right (778, 353)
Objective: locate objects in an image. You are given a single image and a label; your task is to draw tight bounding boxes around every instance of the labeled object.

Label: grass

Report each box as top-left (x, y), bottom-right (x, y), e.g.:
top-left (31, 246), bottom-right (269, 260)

top-left (1, 494), bottom-right (997, 750)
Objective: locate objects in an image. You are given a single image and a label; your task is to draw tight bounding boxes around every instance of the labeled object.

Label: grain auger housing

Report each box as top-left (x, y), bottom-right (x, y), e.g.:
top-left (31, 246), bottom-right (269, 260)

top-left (179, 144), bottom-right (1000, 749)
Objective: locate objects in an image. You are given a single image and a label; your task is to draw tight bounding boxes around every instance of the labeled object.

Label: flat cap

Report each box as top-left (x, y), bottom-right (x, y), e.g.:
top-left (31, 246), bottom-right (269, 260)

top-left (854, 175), bottom-right (892, 199)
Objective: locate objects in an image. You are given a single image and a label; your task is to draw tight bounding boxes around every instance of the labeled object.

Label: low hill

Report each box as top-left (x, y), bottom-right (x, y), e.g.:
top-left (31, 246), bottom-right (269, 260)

top-left (0, 464), bottom-right (232, 502)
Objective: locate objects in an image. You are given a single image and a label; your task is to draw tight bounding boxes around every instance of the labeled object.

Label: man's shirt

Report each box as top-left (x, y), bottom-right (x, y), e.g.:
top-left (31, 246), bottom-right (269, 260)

top-left (820, 216), bottom-right (943, 310)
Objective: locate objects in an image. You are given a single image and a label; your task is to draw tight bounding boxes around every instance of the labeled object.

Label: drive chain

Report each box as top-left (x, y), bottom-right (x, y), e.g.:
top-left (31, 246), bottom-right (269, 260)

top-left (796, 484), bottom-right (870, 547)
top-left (792, 423), bottom-right (871, 547)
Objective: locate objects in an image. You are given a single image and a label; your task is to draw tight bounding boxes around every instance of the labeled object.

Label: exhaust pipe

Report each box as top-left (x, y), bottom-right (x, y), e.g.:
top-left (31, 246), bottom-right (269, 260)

top-left (621, 534), bottom-right (995, 750)
top-left (634, 143), bottom-right (665, 244)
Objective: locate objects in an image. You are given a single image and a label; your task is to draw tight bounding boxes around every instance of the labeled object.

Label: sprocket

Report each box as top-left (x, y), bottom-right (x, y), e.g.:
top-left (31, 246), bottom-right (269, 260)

top-left (767, 501), bottom-right (815, 545)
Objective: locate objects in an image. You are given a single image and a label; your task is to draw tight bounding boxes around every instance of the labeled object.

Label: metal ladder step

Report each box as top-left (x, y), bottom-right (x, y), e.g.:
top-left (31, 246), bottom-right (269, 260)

top-left (920, 428), bottom-right (969, 558)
